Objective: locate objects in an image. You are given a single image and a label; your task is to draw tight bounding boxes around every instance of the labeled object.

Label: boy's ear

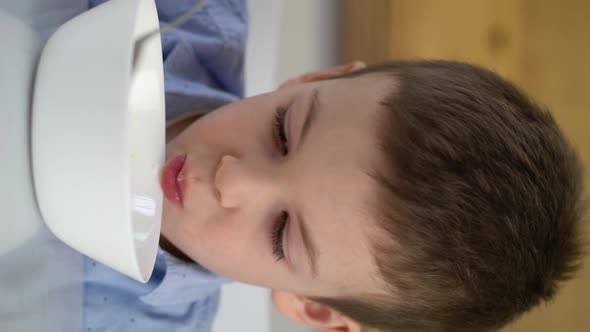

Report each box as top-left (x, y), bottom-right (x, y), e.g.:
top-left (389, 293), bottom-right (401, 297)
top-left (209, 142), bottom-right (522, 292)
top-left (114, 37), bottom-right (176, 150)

top-left (271, 290), bottom-right (362, 332)
top-left (279, 61), bottom-right (366, 89)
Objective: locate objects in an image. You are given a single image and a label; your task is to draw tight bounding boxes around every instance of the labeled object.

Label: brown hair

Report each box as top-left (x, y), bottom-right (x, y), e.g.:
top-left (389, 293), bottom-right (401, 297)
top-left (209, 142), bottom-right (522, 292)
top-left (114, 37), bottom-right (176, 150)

top-left (309, 60), bottom-right (586, 332)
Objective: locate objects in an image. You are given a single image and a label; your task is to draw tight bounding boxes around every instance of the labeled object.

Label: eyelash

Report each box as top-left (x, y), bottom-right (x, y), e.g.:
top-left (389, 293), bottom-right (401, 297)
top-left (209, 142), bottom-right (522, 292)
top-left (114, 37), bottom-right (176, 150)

top-left (271, 211), bottom-right (289, 262)
top-left (271, 106), bottom-right (289, 261)
top-left (273, 106), bottom-right (289, 156)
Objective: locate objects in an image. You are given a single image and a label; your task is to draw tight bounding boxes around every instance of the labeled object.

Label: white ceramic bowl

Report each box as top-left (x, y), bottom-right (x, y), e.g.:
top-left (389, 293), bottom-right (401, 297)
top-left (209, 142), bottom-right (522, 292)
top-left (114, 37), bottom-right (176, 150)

top-left (32, 0), bottom-right (164, 282)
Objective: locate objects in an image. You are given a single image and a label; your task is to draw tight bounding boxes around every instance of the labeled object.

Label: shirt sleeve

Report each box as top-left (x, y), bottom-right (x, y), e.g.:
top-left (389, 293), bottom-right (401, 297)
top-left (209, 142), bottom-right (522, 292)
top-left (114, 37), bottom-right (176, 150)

top-left (89, 0), bottom-right (248, 122)
top-left (84, 248), bottom-right (231, 332)
top-left (156, 0), bottom-right (248, 121)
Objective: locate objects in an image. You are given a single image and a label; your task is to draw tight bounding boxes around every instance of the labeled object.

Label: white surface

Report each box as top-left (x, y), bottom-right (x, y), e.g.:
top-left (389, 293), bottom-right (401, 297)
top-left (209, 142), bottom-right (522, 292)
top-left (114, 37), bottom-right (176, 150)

top-left (0, 10), bottom-right (43, 255)
top-left (32, 0), bottom-right (164, 283)
top-left (214, 0), bottom-right (340, 331)
top-left (0, 2), bottom-right (86, 331)
top-left (275, 0), bottom-right (342, 84)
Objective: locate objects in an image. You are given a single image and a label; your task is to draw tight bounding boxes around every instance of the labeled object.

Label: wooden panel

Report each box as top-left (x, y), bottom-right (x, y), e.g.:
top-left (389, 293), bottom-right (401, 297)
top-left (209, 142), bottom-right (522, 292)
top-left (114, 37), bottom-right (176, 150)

top-left (498, 1), bottom-right (590, 330)
top-left (389, 0), bottom-right (524, 83)
top-left (343, 1), bottom-right (590, 331)
top-left (342, 0), bottom-right (392, 65)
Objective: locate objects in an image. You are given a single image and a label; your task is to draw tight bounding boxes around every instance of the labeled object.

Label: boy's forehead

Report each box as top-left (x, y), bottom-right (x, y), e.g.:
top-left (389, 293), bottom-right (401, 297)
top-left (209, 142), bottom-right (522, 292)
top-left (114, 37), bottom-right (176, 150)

top-left (290, 75), bottom-right (391, 296)
top-left (301, 171), bottom-right (386, 296)
top-left (324, 74), bottom-right (391, 172)
top-left (325, 74), bottom-right (393, 101)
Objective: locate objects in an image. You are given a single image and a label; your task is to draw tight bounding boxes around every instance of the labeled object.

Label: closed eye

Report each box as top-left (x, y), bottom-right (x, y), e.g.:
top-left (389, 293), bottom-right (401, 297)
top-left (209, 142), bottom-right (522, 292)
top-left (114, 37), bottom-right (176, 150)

top-left (270, 211), bottom-right (289, 261)
top-left (270, 106), bottom-right (290, 261)
top-left (273, 106), bottom-right (289, 156)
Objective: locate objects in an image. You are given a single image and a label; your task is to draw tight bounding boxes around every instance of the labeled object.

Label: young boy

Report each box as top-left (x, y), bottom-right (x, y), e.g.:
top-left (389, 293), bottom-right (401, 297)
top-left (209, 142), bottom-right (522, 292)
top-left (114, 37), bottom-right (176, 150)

top-left (161, 60), bottom-right (585, 332)
top-left (86, 1), bottom-right (586, 332)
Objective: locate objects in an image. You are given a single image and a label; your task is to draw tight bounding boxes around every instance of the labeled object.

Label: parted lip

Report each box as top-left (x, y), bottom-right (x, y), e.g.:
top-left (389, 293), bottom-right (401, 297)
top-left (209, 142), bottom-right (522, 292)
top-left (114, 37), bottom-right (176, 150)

top-left (160, 154), bottom-right (187, 207)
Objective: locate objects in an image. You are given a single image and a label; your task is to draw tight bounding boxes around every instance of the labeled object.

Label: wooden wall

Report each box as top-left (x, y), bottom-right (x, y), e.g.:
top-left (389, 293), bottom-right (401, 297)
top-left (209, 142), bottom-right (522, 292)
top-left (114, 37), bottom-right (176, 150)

top-left (342, 1), bottom-right (590, 331)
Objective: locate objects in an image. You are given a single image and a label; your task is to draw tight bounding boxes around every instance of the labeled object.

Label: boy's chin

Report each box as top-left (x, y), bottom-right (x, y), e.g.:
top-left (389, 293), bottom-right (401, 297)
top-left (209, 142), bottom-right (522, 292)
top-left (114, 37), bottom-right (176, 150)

top-left (160, 202), bottom-right (179, 236)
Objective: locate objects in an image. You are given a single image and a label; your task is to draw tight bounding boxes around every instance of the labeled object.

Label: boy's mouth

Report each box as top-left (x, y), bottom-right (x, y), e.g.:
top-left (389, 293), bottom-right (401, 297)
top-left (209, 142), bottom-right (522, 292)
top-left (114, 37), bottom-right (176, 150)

top-left (160, 154), bottom-right (187, 207)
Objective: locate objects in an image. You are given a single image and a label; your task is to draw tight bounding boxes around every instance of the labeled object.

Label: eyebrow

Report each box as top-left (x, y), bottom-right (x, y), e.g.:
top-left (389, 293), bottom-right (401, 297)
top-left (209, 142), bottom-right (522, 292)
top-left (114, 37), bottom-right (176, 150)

top-left (298, 88), bottom-right (321, 151)
top-left (294, 88), bottom-right (321, 278)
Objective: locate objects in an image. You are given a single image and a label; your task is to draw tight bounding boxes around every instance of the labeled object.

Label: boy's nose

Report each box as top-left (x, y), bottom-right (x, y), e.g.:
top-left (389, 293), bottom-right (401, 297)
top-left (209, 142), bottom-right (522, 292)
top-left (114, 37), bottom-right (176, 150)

top-left (214, 154), bottom-right (273, 209)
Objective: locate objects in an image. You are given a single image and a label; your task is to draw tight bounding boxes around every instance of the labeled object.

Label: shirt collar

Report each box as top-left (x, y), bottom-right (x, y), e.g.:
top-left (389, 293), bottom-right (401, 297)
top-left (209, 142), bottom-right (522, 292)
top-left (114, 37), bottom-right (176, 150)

top-left (139, 248), bottom-right (232, 306)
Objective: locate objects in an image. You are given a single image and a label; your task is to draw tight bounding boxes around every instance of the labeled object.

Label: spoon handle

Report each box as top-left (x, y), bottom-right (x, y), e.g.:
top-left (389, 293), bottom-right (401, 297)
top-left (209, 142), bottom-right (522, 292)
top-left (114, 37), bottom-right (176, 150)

top-left (133, 0), bottom-right (208, 69)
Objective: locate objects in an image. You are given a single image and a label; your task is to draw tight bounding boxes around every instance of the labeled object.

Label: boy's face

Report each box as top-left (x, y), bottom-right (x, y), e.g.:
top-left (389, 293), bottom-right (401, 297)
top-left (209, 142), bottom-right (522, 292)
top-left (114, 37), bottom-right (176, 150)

top-left (162, 73), bottom-right (389, 299)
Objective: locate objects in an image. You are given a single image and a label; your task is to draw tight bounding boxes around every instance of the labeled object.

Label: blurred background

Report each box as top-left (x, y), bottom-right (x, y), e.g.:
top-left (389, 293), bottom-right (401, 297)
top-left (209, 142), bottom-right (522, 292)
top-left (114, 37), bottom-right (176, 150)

top-left (217, 0), bottom-right (590, 331)
top-left (343, 1), bottom-right (590, 331)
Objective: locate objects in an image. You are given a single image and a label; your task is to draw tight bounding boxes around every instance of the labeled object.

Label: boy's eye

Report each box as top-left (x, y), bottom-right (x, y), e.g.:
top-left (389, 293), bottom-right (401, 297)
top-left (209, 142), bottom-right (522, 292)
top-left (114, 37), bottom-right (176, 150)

top-left (273, 106), bottom-right (289, 155)
top-left (270, 211), bottom-right (288, 262)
